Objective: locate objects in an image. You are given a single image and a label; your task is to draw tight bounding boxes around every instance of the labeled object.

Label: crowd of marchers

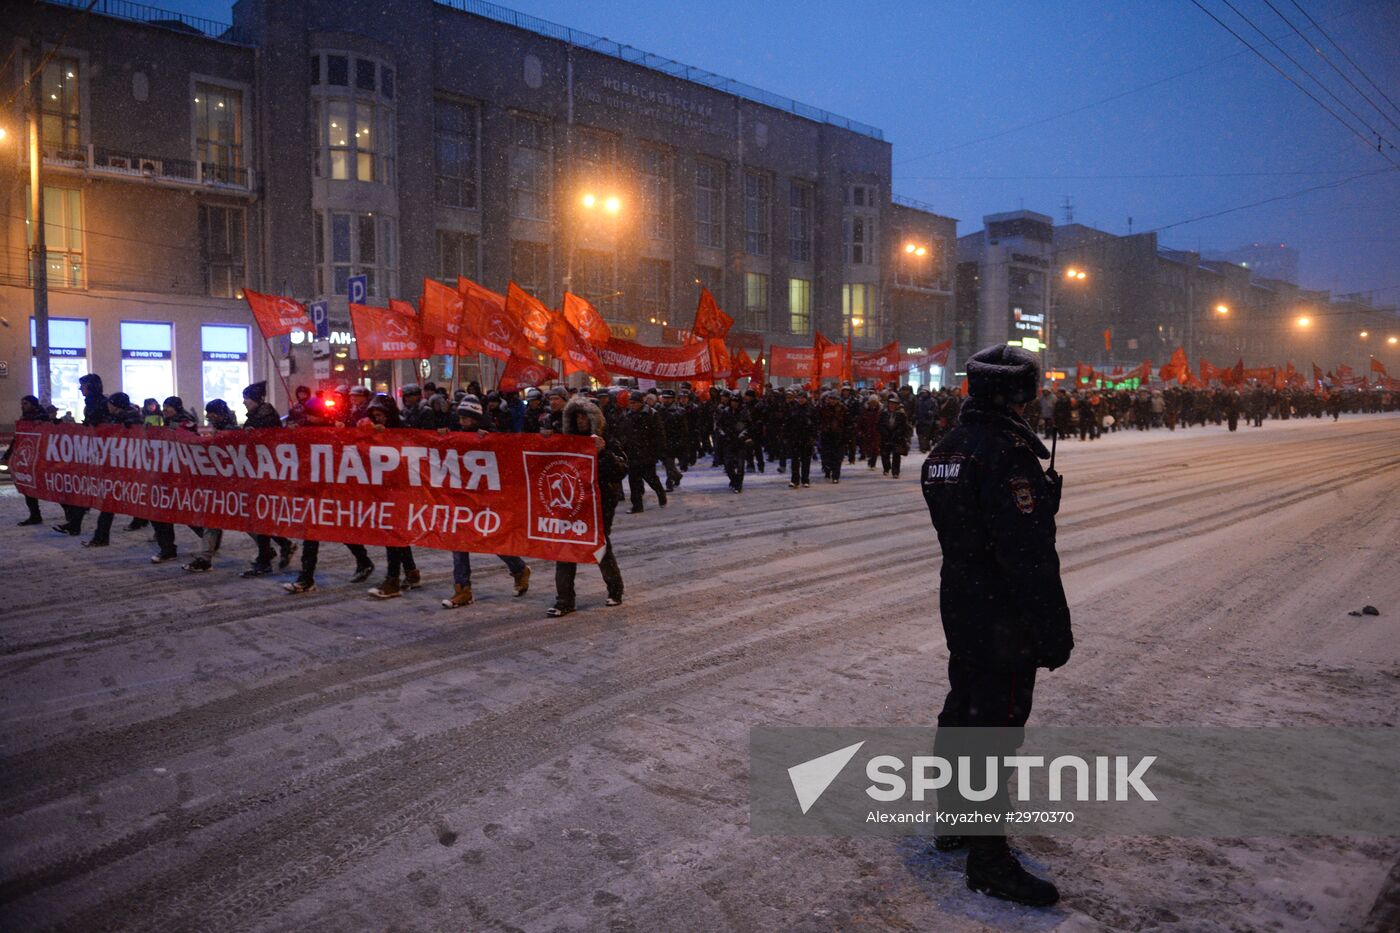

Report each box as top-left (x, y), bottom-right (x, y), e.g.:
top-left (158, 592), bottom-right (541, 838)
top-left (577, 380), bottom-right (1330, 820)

top-left (4, 374), bottom-right (1395, 614)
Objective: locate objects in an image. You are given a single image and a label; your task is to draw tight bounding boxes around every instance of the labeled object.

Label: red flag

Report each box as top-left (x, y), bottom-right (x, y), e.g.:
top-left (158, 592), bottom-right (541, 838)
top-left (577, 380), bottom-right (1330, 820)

top-left (1229, 358), bottom-right (1245, 386)
top-left (551, 314), bottom-right (611, 384)
top-left (244, 290), bottom-right (312, 339)
top-left (692, 288), bottom-right (733, 341)
top-left (854, 340), bottom-right (902, 381)
top-left (728, 348), bottom-right (753, 389)
top-left (420, 278), bottom-right (464, 355)
top-left (1371, 357), bottom-right (1389, 376)
top-left (903, 339), bottom-right (952, 372)
top-left (1103, 329), bottom-right (1112, 353)
top-left (708, 338), bottom-right (732, 382)
top-left (458, 277), bottom-right (523, 362)
top-left (506, 282), bottom-right (555, 353)
top-left (1312, 363), bottom-right (1324, 387)
top-left (1159, 347), bottom-right (1188, 384)
top-left (350, 302), bottom-right (428, 360)
top-left (811, 331), bottom-right (835, 390)
top-left (498, 353), bottom-right (555, 393)
top-left (562, 292), bottom-right (612, 346)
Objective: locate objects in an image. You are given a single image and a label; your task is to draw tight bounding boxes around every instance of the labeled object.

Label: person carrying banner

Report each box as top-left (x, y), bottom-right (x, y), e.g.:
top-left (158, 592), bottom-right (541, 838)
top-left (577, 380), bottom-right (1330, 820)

top-left (281, 397), bottom-right (376, 594)
top-left (239, 382), bottom-right (297, 577)
top-left (920, 343), bottom-right (1072, 907)
top-left (6, 395), bottom-right (54, 526)
top-left (360, 394), bottom-right (421, 599)
top-left (182, 399), bottom-right (242, 573)
top-left (150, 396), bottom-right (202, 564)
top-left (441, 395), bottom-right (532, 609)
top-left (53, 373), bottom-right (110, 536)
top-left (548, 396), bottom-right (626, 617)
top-left (82, 392), bottom-right (145, 549)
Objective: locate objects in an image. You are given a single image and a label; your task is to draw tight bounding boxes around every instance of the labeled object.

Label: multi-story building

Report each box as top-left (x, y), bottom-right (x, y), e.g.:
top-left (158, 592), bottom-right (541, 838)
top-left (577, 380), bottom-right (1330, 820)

top-left (887, 197), bottom-right (956, 387)
top-left (956, 211), bottom-right (1399, 382)
top-left (3, 0), bottom-right (958, 427)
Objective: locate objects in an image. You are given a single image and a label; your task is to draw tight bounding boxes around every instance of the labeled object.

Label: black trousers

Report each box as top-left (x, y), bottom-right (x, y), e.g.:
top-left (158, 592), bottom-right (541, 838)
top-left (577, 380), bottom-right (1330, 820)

top-left (23, 496), bottom-right (42, 520)
top-left (790, 442), bottom-right (812, 485)
top-left (251, 534), bottom-right (292, 568)
top-left (302, 539), bottom-right (371, 577)
top-left (880, 446), bottom-right (902, 477)
top-left (628, 462), bottom-right (666, 509)
top-left (93, 511), bottom-right (116, 544)
top-left (555, 505), bottom-right (621, 607)
top-left (935, 656), bottom-right (1037, 839)
top-left (386, 546), bottom-right (416, 577)
top-left (820, 437), bottom-right (843, 480)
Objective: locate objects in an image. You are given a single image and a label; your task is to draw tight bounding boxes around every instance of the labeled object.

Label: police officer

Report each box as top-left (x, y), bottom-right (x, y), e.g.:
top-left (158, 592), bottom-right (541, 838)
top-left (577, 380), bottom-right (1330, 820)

top-left (920, 343), bottom-right (1073, 907)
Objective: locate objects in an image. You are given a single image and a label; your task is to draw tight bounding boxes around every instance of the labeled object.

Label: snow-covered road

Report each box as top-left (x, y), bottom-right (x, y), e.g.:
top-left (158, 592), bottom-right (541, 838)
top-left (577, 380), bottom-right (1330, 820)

top-left (2, 414), bottom-right (1397, 931)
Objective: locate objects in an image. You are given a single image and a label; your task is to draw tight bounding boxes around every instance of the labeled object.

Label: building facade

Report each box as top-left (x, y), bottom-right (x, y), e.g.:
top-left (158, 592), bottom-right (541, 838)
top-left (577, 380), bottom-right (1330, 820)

top-left (3, 0), bottom-right (956, 428)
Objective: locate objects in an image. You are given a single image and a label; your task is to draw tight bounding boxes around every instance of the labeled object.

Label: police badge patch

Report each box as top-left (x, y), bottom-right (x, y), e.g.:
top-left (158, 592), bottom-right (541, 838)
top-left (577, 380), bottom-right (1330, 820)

top-left (1010, 476), bottom-right (1035, 514)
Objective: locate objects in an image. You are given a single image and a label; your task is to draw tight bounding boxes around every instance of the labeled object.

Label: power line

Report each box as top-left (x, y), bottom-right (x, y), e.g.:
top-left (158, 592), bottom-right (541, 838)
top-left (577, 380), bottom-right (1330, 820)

top-left (897, 169), bottom-right (1370, 181)
top-left (1189, 0), bottom-right (1398, 166)
top-left (1262, 0), bottom-right (1400, 136)
top-left (1214, 0), bottom-right (1397, 153)
top-left (1288, 0), bottom-right (1400, 122)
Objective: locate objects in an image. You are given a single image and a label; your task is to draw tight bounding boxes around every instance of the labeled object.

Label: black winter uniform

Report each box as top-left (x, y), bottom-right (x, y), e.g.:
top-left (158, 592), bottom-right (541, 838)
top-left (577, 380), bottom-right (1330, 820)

top-left (619, 406), bottom-right (667, 510)
top-left (877, 406), bottom-right (910, 477)
top-left (784, 400), bottom-right (816, 486)
top-left (713, 402), bottom-right (752, 491)
top-left (921, 396), bottom-right (1073, 836)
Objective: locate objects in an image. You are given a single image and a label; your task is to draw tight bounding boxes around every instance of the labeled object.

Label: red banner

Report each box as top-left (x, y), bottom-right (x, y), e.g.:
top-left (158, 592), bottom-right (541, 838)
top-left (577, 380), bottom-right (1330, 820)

top-left (553, 317), bottom-right (611, 384)
top-left (1160, 347), bottom-right (1189, 384)
top-left (904, 339), bottom-right (952, 372)
top-left (1371, 357), bottom-right (1389, 376)
top-left (350, 301), bottom-right (429, 360)
top-left (10, 423), bottom-right (606, 563)
top-left (458, 277), bottom-right (523, 362)
top-left (854, 341), bottom-right (902, 380)
top-left (595, 337), bottom-right (714, 380)
top-left (244, 290), bottom-right (313, 339)
top-left (768, 342), bottom-right (844, 379)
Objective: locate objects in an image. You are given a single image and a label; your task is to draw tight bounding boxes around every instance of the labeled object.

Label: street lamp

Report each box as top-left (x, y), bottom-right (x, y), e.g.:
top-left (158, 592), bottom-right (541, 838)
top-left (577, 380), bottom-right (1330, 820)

top-left (1064, 267), bottom-right (1087, 280)
top-left (1215, 304), bottom-right (1229, 315)
top-left (604, 195), bottom-right (621, 214)
top-left (1297, 316), bottom-right (1311, 328)
top-left (1360, 330), bottom-right (1369, 338)
top-left (903, 241), bottom-right (928, 257)
top-left (1389, 336), bottom-right (1398, 346)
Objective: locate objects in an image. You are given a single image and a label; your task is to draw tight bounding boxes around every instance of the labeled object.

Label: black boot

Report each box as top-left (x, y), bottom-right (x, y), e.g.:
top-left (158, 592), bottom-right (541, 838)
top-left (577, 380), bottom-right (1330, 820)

top-left (965, 840), bottom-right (1059, 907)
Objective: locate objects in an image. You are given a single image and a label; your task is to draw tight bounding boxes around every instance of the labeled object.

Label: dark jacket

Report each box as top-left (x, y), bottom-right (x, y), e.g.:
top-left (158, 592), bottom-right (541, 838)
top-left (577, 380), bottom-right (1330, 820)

top-left (784, 401), bottom-right (817, 444)
top-left (878, 407), bottom-right (910, 449)
top-left (244, 400), bottom-right (282, 428)
top-left (921, 397), bottom-right (1072, 671)
top-left (619, 406), bottom-right (666, 463)
top-left (563, 397), bottom-right (628, 515)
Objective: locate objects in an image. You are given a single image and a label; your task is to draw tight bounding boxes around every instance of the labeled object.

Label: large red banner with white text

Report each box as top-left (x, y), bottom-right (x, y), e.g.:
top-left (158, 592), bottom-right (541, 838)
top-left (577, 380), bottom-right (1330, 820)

top-left (594, 337), bottom-right (714, 379)
top-left (10, 424), bottom-right (606, 563)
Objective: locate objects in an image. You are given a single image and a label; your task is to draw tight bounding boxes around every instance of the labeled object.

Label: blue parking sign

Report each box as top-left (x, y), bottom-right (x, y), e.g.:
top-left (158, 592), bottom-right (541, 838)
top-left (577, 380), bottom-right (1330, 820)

top-left (309, 300), bottom-right (330, 340)
top-left (348, 275), bottom-right (368, 306)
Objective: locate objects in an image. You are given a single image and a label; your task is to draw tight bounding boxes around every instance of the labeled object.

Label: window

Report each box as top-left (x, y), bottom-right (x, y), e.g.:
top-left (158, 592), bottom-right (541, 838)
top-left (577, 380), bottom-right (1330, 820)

top-left (194, 83), bottom-right (243, 183)
top-left (434, 98), bottom-right (478, 209)
top-left (575, 250), bottom-right (617, 318)
top-left (575, 127), bottom-right (616, 183)
top-left (201, 324), bottom-right (250, 414)
top-left (639, 259), bottom-right (670, 323)
top-left (695, 160), bottom-right (723, 249)
top-left (41, 56), bottom-right (81, 157)
top-left (199, 204), bottom-right (245, 298)
top-left (316, 210), bottom-right (397, 297)
top-left (842, 283), bottom-right (873, 338)
top-left (27, 186), bottom-right (84, 287)
top-left (509, 115), bottom-right (551, 220)
top-left (845, 215), bottom-right (874, 265)
top-left (326, 54), bottom-right (348, 86)
top-left (511, 240), bottom-right (550, 300)
top-left (639, 144), bottom-right (671, 240)
top-left (788, 278), bottom-right (812, 336)
top-left (313, 52), bottom-right (395, 185)
top-left (355, 58), bottom-right (376, 92)
top-left (30, 317), bottom-right (88, 419)
top-left (744, 272), bottom-right (769, 331)
top-left (437, 231), bottom-right (478, 284)
top-left (848, 184), bottom-right (876, 207)
top-left (789, 180), bottom-right (813, 263)
top-left (120, 321), bottom-right (174, 404)
top-left (743, 170), bottom-right (771, 256)
top-left (695, 265), bottom-right (722, 302)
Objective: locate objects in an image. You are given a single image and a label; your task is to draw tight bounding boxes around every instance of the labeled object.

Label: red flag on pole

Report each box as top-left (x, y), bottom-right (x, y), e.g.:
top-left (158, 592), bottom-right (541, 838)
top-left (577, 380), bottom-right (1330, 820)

top-left (349, 302), bottom-right (429, 360)
top-left (457, 277), bottom-right (522, 362)
top-left (562, 292), bottom-right (612, 346)
top-left (1371, 357), bottom-right (1389, 376)
top-left (244, 290), bottom-right (313, 338)
top-left (811, 331), bottom-right (835, 390)
top-left (498, 353), bottom-right (556, 393)
top-left (506, 282), bottom-right (555, 354)
top-left (551, 314), bottom-right (611, 384)
top-left (1103, 328), bottom-right (1112, 353)
top-left (692, 287), bottom-right (733, 341)
top-left (420, 278), bottom-right (464, 355)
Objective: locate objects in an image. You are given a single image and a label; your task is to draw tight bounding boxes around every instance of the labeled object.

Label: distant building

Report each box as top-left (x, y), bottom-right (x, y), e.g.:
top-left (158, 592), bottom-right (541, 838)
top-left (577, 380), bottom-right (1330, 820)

top-left (956, 210), bottom-right (1054, 370)
top-left (2, 0), bottom-right (957, 425)
top-left (1204, 242), bottom-right (1299, 285)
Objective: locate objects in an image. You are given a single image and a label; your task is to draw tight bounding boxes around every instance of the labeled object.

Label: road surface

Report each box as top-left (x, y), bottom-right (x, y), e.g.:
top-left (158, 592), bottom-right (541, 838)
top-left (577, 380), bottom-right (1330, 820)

top-left (2, 414), bottom-right (1398, 932)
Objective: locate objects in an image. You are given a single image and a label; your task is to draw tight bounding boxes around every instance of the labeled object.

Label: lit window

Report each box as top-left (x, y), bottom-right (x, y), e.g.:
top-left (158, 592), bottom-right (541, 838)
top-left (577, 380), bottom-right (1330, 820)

top-left (194, 83), bottom-right (243, 183)
top-left (120, 321), bottom-right (175, 404)
top-left (788, 278), bottom-right (811, 336)
top-left (31, 317), bottom-right (89, 419)
top-left (26, 186), bottom-right (84, 287)
top-left (743, 272), bottom-right (769, 331)
top-left (201, 324), bottom-right (250, 415)
top-left (842, 283), bottom-right (872, 338)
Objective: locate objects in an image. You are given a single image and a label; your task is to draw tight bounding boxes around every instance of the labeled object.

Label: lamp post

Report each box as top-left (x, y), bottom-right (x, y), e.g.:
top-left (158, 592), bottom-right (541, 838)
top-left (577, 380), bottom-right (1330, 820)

top-left (27, 45), bottom-right (52, 405)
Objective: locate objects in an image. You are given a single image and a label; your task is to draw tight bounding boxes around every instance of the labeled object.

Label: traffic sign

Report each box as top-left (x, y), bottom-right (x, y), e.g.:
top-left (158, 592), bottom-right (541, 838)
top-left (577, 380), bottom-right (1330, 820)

top-left (348, 275), bottom-right (368, 306)
top-left (309, 300), bottom-right (330, 340)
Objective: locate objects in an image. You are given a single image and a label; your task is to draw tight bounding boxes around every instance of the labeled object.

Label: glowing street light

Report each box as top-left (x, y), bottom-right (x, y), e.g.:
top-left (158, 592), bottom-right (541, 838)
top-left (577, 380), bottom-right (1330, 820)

top-left (1215, 304), bottom-right (1229, 315)
top-left (1064, 268), bottom-right (1087, 280)
top-left (581, 192), bottom-right (596, 208)
top-left (1389, 336), bottom-right (1399, 345)
top-left (1296, 316), bottom-right (1311, 328)
top-left (1360, 331), bottom-right (1369, 338)
top-left (604, 195), bottom-right (621, 214)
top-left (903, 242), bottom-right (928, 256)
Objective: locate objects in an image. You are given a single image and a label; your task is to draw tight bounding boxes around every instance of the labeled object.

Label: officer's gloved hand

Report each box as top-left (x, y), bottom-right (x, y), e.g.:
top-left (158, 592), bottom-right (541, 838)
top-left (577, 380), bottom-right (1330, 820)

top-left (1034, 623), bottom-right (1073, 671)
top-left (1043, 468), bottom-right (1063, 516)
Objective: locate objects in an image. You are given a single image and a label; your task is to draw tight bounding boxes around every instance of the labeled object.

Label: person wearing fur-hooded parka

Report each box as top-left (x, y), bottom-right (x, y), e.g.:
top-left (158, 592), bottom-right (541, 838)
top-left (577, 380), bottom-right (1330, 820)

top-left (549, 396), bottom-right (627, 617)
